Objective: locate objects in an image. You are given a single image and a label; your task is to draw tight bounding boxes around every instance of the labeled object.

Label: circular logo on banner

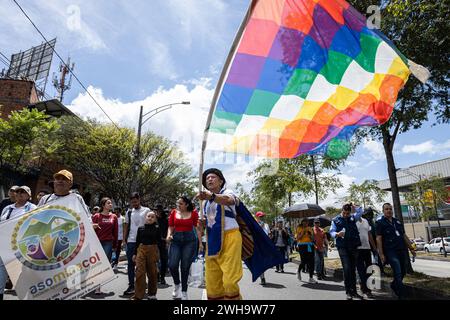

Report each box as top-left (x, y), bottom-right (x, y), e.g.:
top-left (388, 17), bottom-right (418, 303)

top-left (11, 206), bottom-right (85, 271)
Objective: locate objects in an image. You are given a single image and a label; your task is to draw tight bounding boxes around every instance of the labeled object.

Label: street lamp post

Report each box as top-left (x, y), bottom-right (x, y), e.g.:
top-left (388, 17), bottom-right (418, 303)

top-left (131, 101), bottom-right (190, 192)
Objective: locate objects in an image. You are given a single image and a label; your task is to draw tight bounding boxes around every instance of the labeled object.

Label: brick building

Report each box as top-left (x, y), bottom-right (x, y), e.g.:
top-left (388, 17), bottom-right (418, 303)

top-left (0, 78), bottom-right (40, 118)
top-left (0, 78), bottom-right (93, 207)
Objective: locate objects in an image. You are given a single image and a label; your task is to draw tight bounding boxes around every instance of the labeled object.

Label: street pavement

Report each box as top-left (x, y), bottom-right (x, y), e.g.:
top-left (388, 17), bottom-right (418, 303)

top-left (410, 258), bottom-right (450, 278)
top-left (4, 258), bottom-right (393, 300)
top-left (327, 249), bottom-right (450, 278)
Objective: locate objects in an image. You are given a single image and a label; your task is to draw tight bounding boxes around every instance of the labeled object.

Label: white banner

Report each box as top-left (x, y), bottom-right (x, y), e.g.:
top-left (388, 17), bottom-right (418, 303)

top-left (0, 195), bottom-right (116, 300)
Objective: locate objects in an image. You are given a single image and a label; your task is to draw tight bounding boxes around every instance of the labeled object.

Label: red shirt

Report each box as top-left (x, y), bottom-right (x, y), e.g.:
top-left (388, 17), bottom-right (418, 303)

top-left (92, 212), bottom-right (118, 248)
top-left (314, 226), bottom-right (326, 251)
top-left (169, 209), bottom-right (198, 232)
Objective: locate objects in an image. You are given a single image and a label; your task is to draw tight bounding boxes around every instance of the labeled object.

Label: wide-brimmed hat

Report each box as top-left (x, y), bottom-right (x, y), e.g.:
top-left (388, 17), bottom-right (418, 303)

top-left (202, 168), bottom-right (226, 189)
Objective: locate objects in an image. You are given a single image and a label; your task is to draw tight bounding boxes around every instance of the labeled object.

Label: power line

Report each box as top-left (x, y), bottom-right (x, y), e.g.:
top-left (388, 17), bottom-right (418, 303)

top-left (0, 51), bottom-right (10, 64)
top-left (12, 0), bottom-right (120, 130)
top-left (0, 56), bottom-right (9, 68)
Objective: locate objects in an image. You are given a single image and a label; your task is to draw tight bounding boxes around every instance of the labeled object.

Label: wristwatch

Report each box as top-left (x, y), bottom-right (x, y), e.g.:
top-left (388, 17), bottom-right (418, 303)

top-left (210, 192), bottom-right (216, 201)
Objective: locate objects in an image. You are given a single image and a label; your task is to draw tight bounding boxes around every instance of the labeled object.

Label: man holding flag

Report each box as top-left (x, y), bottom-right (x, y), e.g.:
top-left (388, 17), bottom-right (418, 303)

top-left (196, 168), bottom-right (243, 300)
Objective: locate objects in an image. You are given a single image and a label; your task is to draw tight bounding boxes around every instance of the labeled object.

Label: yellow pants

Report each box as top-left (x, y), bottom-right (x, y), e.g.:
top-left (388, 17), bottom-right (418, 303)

top-left (205, 228), bottom-right (243, 300)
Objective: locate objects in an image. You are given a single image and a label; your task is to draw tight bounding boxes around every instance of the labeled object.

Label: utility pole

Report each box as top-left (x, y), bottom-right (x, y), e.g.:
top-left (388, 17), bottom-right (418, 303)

top-left (310, 155), bottom-right (319, 205)
top-left (130, 106), bottom-right (143, 193)
top-left (131, 102), bottom-right (190, 194)
top-left (433, 189), bottom-right (447, 257)
top-left (53, 57), bottom-right (74, 103)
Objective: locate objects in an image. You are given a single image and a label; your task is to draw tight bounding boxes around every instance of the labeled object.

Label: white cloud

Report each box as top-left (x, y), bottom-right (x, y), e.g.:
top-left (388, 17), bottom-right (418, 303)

top-left (0, 1), bottom-right (110, 52)
top-left (67, 81), bottom-right (267, 190)
top-left (362, 139), bottom-right (385, 161)
top-left (401, 139), bottom-right (450, 155)
top-left (303, 174), bottom-right (356, 208)
top-left (68, 80), bottom-right (219, 173)
top-left (346, 161), bottom-right (360, 168)
top-left (146, 40), bottom-right (179, 80)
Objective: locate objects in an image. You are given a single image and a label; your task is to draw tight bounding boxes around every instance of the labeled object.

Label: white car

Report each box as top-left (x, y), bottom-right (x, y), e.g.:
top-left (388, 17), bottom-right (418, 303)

top-left (424, 237), bottom-right (450, 254)
top-left (413, 239), bottom-right (426, 251)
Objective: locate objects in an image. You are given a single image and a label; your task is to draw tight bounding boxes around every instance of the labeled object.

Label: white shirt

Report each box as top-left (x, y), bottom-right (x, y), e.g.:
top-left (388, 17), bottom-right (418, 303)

top-left (117, 215), bottom-right (124, 241)
top-left (356, 217), bottom-right (372, 249)
top-left (38, 193), bottom-right (91, 218)
top-left (125, 206), bottom-right (150, 242)
top-left (204, 188), bottom-right (239, 231)
top-left (1, 201), bottom-right (37, 222)
top-left (276, 230), bottom-right (285, 247)
top-left (258, 221), bottom-right (270, 235)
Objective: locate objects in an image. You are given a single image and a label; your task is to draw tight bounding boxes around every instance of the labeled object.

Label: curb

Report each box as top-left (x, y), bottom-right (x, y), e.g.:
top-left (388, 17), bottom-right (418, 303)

top-left (280, 258), bottom-right (449, 299)
top-left (325, 266), bottom-right (450, 300)
top-left (415, 256), bottom-right (450, 262)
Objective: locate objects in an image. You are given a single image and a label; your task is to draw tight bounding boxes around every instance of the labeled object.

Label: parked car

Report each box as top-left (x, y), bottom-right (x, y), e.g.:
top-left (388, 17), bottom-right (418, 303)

top-left (413, 239), bottom-right (426, 251)
top-left (424, 237), bottom-right (450, 254)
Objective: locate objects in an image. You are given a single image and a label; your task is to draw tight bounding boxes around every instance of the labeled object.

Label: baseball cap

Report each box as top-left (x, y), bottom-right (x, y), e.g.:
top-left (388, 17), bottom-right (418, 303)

top-left (255, 211), bottom-right (265, 217)
top-left (9, 185), bottom-right (19, 191)
top-left (53, 170), bottom-right (73, 183)
top-left (16, 186), bottom-right (31, 197)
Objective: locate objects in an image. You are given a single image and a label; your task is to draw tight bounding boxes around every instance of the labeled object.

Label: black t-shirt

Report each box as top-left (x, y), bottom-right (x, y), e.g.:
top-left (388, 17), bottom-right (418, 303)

top-left (157, 216), bottom-right (168, 239)
top-left (134, 224), bottom-right (161, 255)
top-left (376, 216), bottom-right (406, 251)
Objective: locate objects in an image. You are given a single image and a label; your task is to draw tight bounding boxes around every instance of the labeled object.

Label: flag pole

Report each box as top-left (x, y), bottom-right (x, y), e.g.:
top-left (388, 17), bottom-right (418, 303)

top-left (198, 0), bottom-right (257, 198)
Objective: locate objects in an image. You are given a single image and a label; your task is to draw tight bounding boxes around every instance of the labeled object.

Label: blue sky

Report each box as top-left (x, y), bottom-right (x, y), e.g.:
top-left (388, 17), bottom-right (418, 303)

top-left (1, 0), bottom-right (448, 207)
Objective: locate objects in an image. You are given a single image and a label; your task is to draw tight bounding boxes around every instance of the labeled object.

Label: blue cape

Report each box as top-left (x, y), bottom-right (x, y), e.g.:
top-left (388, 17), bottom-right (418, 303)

top-left (236, 201), bottom-right (287, 282)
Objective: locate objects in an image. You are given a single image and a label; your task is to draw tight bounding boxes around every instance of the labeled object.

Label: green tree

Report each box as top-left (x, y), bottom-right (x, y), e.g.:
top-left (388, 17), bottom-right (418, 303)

top-left (0, 108), bottom-right (60, 183)
top-left (349, 0), bottom-right (450, 222)
top-left (325, 206), bottom-right (341, 219)
top-left (51, 116), bottom-right (194, 208)
top-left (404, 175), bottom-right (449, 240)
top-left (249, 155), bottom-right (344, 219)
top-left (344, 179), bottom-right (387, 209)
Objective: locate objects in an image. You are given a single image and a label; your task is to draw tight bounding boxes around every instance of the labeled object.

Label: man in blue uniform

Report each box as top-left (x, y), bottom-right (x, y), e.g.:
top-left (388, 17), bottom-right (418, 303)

top-left (330, 203), bottom-right (364, 300)
top-left (376, 203), bottom-right (416, 299)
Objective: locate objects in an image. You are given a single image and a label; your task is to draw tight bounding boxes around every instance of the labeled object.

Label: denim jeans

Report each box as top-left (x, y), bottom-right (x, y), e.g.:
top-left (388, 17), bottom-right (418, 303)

top-left (101, 240), bottom-right (113, 262)
top-left (337, 247), bottom-right (357, 295)
top-left (276, 246), bottom-right (286, 271)
top-left (385, 249), bottom-right (407, 298)
top-left (126, 242), bottom-right (137, 288)
top-left (0, 256), bottom-right (7, 295)
top-left (356, 249), bottom-right (372, 293)
top-left (315, 250), bottom-right (325, 277)
top-left (158, 242), bottom-right (168, 279)
top-left (111, 240), bottom-right (122, 266)
top-left (168, 231), bottom-right (196, 292)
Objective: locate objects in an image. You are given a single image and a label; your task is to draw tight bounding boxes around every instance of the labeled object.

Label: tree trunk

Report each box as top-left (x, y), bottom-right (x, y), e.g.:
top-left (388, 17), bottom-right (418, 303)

top-left (382, 133), bottom-right (403, 223)
top-left (382, 129), bottom-right (413, 273)
top-left (288, 192), bottom-right (292, 207)
top-left (310, 155), bottom-right (319, 205)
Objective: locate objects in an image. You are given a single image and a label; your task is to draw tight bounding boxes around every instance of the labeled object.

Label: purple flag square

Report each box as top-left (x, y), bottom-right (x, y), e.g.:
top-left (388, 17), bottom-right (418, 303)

top-left (226, 53), bottom-right (266, 89)
top-left (308, 4), bottom-right (342, 49)
top-left (343, 6), bottom-right (366, 32)
top-left (268, 27), bottom-right (306, 67)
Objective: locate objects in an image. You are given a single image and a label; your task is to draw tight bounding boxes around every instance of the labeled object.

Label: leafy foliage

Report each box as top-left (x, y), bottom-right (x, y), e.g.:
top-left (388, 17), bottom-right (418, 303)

top-left (343, 179), bottom-right (387, 209)
top-left (0, 108), bottom-right (60, 181)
